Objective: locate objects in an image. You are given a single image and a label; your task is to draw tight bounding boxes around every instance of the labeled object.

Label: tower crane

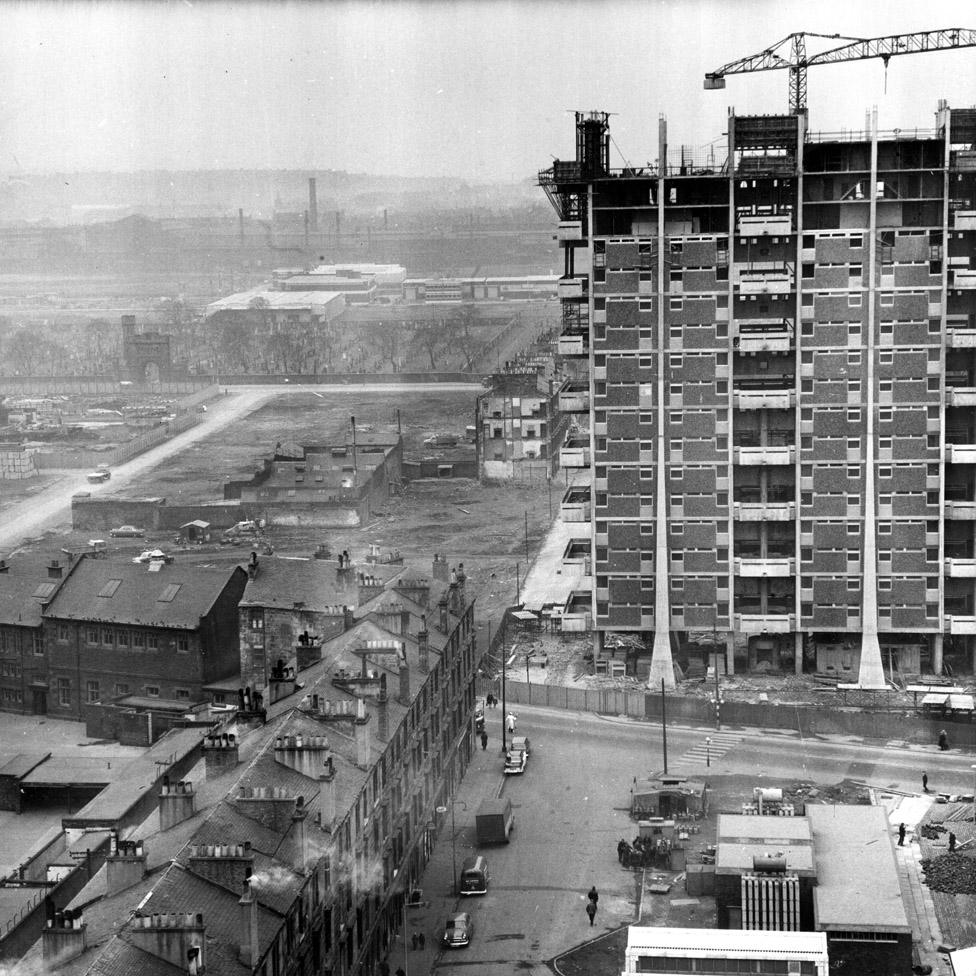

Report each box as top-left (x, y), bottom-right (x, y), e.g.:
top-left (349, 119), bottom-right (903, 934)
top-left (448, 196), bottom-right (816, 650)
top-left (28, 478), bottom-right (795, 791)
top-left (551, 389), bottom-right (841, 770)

top-left (704, 29), bottom-right (976, 116)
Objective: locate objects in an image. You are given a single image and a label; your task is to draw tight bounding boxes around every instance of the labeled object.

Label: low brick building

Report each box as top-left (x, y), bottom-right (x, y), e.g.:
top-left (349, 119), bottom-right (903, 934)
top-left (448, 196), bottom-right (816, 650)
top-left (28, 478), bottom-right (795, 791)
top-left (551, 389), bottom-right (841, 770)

top-left (40, 557), bottom-right (247, 718)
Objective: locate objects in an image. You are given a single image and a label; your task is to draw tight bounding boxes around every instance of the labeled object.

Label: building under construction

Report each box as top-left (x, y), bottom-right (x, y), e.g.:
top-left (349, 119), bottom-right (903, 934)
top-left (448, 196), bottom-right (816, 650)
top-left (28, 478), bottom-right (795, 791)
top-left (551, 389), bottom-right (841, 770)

top-left (541, 76), bottom-right (976, 682)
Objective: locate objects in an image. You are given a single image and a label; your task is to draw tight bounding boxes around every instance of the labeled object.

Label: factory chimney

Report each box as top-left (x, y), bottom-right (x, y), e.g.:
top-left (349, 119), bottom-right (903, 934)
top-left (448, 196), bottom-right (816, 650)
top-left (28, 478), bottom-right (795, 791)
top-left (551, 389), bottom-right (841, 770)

top-left (308, 178), bottom-right (318, 232)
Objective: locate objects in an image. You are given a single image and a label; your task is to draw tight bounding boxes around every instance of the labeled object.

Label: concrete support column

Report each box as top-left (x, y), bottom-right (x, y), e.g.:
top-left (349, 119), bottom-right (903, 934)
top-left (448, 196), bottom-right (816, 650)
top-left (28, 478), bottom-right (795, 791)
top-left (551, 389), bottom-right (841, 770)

top-left (726, 632), bottom-right (736, 676)
top-left (794, 631), bottom-right (803, 677)
top-left (932, 633), bottom-right (943, 677)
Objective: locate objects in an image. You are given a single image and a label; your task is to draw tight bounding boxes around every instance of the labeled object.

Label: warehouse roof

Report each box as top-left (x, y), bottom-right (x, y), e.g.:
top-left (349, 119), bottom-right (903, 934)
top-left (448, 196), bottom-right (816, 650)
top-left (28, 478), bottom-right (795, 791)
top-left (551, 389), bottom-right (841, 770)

top-left (715, 813), bottom-right (816, 876)
top-left (625, 926), bottom-right (829, 958)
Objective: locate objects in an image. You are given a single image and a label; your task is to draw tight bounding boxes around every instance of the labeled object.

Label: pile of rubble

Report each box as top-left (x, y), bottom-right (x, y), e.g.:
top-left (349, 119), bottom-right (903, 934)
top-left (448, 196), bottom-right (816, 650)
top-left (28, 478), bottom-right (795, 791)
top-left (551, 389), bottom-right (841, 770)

top-left (920, 852), bottom-right (976, 894)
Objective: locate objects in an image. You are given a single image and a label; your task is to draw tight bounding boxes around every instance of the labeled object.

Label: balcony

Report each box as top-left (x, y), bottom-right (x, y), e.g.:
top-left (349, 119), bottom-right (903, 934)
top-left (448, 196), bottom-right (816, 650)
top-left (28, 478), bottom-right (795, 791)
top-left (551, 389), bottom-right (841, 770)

top-left (945, 499), bottom-right (976, 519)
top-left (945, 558), bottom-right (976, 578)
top-left (557, 276), bottom-right (587, 299)
top-left (947, 329), bottom-right (976, 349)
top-left (735, 557), bottom-right (795, 577)
top-left (562, 538), bottom-right (592, 575)
top-left (947, 615), bottom-right (976, 635)
top-left (733, 389), bottom-right (795, 410)
top-left (556, 221), bottom-right (584, 242)
top-left (734, 613), bottom-right (796, 633)
top-left (560, 436), bottom-right (591, 468)
top-left (558, 382), bottom-right (590, 413)
top-left (734, 446), bottom-right (795, 466)
top-left (737, 214), bottom-right (794, 236)
top-left (558, 332), bottom-right (589, 357)
top-left (734, 320), bottom-right (793, 353)
top-left (561, 485), bottom-right (591, 522)
top-left (946, 444), bottom-right (976, 464)
top-left (733, 501), bottom-right (795, 522)
top-left (952, 269), bottom-right (976, 289)
top-left (947, 388), bottom-right (976, 407)
top-left (733, 262), bottom-right (794, 294)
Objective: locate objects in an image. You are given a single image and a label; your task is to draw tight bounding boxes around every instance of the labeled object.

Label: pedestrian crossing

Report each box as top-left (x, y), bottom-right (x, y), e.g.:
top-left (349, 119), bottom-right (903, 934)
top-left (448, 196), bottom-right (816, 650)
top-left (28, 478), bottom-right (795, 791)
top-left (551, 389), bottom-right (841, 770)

top-left (678, 731), bottom-right (744, 766)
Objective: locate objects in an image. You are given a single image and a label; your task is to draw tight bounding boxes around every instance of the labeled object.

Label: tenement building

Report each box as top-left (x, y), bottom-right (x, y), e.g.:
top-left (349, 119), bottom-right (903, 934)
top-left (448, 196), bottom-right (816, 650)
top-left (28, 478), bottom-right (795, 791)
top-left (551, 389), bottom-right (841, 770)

top-left (541, 103), bottom-right (976, 684)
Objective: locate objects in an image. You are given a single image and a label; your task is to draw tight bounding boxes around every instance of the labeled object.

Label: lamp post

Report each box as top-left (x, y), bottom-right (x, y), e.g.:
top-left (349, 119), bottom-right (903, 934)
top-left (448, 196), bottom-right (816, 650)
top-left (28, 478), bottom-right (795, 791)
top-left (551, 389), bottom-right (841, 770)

top-left (972, 765), bottom-right (976, 826)
top-left (706, 736), bottom-right (712, 768)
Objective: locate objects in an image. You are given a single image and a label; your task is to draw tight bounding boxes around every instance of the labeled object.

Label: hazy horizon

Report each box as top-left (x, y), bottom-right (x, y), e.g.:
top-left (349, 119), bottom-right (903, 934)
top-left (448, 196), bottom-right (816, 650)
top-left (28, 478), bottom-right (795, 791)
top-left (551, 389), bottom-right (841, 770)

top-left (2, 0), bottom-right (975, 182)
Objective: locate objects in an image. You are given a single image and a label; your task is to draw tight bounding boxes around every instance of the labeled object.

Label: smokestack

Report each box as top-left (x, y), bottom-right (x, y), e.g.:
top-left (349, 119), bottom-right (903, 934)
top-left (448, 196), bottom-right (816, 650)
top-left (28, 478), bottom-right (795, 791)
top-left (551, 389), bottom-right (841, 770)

top-left (308, 178), bottom-right (318, 232)
top-left (238, 207), bottom-right (245, 245)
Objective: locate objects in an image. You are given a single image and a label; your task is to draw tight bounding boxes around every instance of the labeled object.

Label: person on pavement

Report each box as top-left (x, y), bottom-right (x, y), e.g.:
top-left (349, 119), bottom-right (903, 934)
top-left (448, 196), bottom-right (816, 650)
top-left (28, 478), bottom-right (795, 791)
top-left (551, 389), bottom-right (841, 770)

top-left (922, 772), bottom-right (929, 793)
top-left (585, 900), bottom-right (597, 926)
top-left (506, 712), bottom-right (517, 733)
top-left (898, 823), bottom-right (906, 846)
top-left (588, 886), bottom-right (599, 905)
top-left (480, 730), bottom-right (488, 750)
top-left (938, 730), bottom-right (949, 751)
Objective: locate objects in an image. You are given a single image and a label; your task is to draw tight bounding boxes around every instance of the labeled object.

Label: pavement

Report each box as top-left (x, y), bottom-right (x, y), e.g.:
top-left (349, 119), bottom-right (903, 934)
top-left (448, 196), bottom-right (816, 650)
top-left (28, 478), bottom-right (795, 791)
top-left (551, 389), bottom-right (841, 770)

top-left (383, 734), bottom-right (508, 976)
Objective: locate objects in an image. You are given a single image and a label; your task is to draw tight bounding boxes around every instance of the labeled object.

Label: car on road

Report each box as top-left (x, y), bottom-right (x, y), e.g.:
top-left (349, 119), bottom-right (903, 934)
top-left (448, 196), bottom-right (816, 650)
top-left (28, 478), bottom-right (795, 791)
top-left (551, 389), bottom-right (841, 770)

top-left (132, 549), bottom-right (173, 564)
top-left (510, 735), bottom-right (530, 756)
top-left (86, 471), bottom-right (111, 484)
top-left (442, 912), bottom-right (474, 948)
top-left (504, 746), bottom-right (527, 775)
top-left (110, 525), bottom-right (145, 538)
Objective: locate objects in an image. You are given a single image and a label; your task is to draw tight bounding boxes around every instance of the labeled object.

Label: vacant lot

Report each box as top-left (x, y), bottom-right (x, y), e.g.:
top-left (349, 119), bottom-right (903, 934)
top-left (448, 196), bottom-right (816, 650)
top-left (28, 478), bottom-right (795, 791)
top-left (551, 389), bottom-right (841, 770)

top-left (118, 389), bottom-right (553, 622)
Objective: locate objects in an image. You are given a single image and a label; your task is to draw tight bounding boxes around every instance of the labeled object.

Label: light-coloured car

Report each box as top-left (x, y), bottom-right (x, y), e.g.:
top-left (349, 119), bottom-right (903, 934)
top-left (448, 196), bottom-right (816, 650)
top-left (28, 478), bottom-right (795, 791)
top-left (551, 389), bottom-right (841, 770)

top-left (110, 525), bottom-right (145, 538)
top-left (442, 912), bottom-right (474, 948)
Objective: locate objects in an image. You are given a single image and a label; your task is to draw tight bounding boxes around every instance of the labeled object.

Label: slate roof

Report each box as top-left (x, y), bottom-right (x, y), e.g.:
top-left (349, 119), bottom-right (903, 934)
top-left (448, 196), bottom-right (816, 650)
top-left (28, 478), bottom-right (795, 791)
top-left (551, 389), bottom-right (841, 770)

top-left (42, 558), bottom-right (244, 629)
top-left (0, 571), bottom-right (57, 627)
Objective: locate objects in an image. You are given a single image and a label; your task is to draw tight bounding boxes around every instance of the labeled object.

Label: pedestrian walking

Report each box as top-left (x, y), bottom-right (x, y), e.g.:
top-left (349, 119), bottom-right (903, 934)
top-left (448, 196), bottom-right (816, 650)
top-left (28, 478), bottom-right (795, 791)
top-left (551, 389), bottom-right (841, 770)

top-left (587, 886), bottom-right (599, 905)
top-left (585, 900), bottom-right (597, 926)
top-left (949, 832), bottom-right (957, 852)
top-left (938, 729), bottom-right (949, 751)
top-left (506, 712), bottom-right (517, 734)
top-left (898, 823), bottom-right (906, 846)
top-left (411, 932), bottom-right (418, 951)
top-left (480, 730), bottom-right (488, 750)
top-left (417, 932), bottom-right (425, 950)
top-left (922, 772), bottom-right (929, 793)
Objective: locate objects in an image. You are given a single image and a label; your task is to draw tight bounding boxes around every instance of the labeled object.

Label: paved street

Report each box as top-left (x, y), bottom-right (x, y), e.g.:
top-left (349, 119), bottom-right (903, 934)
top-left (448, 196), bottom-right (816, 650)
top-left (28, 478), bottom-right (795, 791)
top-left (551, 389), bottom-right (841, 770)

top-left (389, 703), bottom-right (976, 976)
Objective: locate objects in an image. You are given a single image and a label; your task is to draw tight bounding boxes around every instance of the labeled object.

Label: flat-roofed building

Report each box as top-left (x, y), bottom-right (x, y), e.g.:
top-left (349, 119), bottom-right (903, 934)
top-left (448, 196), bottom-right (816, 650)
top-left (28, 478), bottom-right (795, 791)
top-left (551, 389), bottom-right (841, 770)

top-left (623, 927), bottom-right (829, 975)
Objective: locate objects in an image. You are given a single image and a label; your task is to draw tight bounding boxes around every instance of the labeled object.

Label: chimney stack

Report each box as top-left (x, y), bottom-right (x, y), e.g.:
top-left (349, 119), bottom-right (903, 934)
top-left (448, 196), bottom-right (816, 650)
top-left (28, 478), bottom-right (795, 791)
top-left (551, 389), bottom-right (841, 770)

top-left (159, 778), bottom-right (196, 831)
top-left (398, 662), bottom-right (410, 706)
top-left (239, 876), bottom-right (259, 968)
top-left (354, 699), bottom-right (371, 767)
top-left (418, 615), bottom-right (429, 672)
top-left (47, 559), bottom-right (63, 580)
top-left (204, 732), bottom-right (240, 779)
top-left (319, 757), bottom-right (337, 831)
top-left (42, 908), bottom-right (88, 968)
top-left (288, 796), bottom-right (309, 873)
top-left (247, 550), bottom-right (259, 580)
top-left (273, 734), bottom-right (330, 779)
top-left (129, 913), bottom-right (206, 974)
top-left (189, 842), bottom-right (254, 892)
top-left (105, 834), bottom-right (148, 895)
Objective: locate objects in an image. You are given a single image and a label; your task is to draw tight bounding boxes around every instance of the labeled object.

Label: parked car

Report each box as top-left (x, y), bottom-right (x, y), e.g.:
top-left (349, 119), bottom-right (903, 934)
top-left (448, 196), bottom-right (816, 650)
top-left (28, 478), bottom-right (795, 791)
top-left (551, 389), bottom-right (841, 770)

top-left (504, 747), bottom-right (527, 775)
top-left (86, 471), bottom-right (110, 484)
top-left (110, 525), bottom-right (145, 538)
top-left (510, 735), bottom-right (530, 756)
top-left (442, 912), bottom-right (474, 948)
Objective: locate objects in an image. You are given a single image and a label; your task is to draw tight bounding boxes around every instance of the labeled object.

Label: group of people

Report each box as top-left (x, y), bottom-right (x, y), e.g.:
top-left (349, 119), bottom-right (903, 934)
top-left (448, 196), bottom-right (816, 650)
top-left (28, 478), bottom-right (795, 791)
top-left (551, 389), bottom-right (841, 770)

top-left (617, 834), bottom-right (672, 869)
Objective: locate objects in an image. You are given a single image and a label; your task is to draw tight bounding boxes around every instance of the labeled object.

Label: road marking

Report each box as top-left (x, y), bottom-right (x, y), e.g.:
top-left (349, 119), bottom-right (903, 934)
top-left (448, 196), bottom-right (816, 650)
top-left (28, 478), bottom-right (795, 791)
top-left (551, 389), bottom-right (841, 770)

top-left (678, 731), bottom-right (744, 765)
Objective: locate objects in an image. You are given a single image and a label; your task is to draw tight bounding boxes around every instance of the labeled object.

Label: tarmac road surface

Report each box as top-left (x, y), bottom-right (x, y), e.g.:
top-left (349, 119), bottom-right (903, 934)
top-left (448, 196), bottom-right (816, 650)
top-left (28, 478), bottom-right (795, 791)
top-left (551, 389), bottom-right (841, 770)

top-left (0, 382), bottom-right (481, 552)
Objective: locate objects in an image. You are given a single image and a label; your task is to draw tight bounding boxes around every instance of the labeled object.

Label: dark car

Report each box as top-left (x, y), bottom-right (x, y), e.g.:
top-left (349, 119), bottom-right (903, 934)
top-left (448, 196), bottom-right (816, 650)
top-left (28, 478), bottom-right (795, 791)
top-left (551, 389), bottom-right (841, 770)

top-left (442, 912), bottom-right (474, 948)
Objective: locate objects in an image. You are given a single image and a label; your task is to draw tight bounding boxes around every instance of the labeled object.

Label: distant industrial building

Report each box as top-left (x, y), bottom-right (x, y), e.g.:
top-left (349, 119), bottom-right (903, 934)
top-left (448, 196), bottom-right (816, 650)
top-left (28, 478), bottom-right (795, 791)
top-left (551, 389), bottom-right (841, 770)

top-left (541, 102), bottom-right (976, 683)
top-left (205, 287), bottom-right (346, 327)
top-left (403, 273), bottom-right (557, 303)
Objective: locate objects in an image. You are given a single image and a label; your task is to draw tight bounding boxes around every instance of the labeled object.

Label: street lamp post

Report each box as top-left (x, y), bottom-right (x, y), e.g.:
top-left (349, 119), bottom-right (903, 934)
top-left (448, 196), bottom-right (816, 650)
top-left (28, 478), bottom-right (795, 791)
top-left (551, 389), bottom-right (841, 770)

top-left (706, 737), bottom-right (711, 768)
top-left (972, 765), bottom-right (976, 826)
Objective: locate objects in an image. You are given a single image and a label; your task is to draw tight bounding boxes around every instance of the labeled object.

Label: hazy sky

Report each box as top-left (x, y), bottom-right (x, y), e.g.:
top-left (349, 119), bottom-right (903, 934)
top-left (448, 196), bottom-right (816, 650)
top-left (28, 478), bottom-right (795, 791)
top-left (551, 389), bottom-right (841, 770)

top-left (1, 0), bottom-right (974, 180)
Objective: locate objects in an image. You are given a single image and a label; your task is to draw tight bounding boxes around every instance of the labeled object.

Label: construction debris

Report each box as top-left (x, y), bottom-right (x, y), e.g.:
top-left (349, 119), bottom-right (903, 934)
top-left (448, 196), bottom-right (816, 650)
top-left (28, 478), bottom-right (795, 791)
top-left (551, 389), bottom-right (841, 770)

top-left (920, 853), bottom-right (976, 895)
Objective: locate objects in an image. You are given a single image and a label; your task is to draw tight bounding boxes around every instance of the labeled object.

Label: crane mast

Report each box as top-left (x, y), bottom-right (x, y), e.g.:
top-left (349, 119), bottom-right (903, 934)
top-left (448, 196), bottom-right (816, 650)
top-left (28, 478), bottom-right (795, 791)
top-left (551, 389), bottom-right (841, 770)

top-left (705, 28), bottom-right (976, 115)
